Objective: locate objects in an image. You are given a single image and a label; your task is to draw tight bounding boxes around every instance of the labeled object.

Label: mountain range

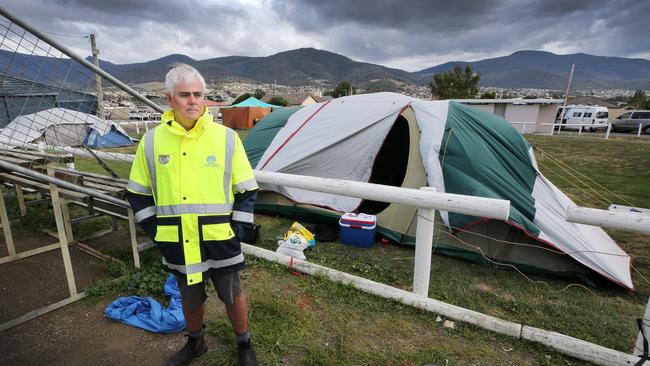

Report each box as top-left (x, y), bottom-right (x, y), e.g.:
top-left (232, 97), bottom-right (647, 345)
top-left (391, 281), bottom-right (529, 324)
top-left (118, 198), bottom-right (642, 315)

top-left (93, 48), bottom-right (423, 87)
top-left (1, 48), bottom-right (649, 91)
top-left (417, 50), bottom-right (650, 90)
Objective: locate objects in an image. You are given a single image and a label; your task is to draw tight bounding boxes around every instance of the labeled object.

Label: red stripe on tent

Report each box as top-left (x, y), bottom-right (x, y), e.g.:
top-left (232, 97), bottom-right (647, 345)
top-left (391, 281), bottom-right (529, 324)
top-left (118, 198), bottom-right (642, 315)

top-left (259, 100), bottom-right (331, 170)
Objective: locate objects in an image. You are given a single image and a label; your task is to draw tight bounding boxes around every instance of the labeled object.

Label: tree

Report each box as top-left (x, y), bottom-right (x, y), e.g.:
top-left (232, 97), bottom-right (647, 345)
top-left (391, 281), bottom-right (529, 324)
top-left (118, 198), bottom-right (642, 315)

top-left (326, 81), bottom-right (357, 98)
top-left (232, 92), bottom-right (252, 105)
top-left (365, 79), bottom-right (398, 93)
top-left (429, 65), bottom-right (480, 99)
top-left (267, 96), bottom-right (289, 107)
top-left (628, 90), bottom-right (647, 109)
top-left (480, 91), bottom-right (496, 99)
top-left (253, 88), bottom-right (266, 100)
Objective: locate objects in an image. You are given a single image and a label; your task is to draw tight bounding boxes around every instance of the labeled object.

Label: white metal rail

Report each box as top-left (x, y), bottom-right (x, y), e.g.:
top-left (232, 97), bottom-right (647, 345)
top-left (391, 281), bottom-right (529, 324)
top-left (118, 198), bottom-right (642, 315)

top-left (567, 205), bottom-right (650, 234)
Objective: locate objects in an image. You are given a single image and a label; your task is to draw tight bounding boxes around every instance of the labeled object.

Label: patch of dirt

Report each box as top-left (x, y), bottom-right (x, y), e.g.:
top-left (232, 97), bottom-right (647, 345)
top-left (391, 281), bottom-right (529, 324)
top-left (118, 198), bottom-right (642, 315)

top-left (0, 230), bottom-right (225, 365)
top-left (0, 232), bottom-right (109, 322)
top-left (474, 282), bottom-right (514, 302)
top-left (475, 282), bottom-right (495, 293)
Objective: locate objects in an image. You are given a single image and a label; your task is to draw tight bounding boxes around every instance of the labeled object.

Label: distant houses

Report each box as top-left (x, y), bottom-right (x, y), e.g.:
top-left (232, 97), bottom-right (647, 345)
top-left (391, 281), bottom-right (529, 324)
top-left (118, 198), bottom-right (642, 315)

top-left (261, 93), bottom-right (330, 106)
top-left (204, 99), bottom-right (230, 117)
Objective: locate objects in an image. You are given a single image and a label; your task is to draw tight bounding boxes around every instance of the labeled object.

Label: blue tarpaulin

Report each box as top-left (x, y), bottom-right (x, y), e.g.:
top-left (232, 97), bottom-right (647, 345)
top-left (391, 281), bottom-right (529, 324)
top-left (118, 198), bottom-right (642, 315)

top-left (104, 275), bottom-right (186, 333)
top-left (84, 125), bottom-right (134, 148)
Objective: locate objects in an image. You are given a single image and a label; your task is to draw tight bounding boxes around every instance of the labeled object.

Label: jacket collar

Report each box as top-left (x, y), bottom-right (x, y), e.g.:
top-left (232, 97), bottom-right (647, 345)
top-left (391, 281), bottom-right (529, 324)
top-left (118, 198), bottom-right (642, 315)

top-left (161, 107), bottom-right (212, 137)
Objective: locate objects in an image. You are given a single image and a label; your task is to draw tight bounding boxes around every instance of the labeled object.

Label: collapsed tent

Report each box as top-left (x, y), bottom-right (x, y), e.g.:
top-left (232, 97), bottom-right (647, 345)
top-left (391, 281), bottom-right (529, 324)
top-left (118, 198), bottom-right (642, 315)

top-left (0, 107), bottom-right (134, 148)
top-left (221, 97), bottom-right (277, 129)
top-left (84, 125), bottom-right (133, 148)
top-left (244, 92), bottom-right (633, 290)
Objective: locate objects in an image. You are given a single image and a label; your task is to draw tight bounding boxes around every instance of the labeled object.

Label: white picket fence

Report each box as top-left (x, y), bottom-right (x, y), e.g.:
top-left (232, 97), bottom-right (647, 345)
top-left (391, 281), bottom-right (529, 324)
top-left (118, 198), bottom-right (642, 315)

top-left (543, 122), bottom-right (648, 139)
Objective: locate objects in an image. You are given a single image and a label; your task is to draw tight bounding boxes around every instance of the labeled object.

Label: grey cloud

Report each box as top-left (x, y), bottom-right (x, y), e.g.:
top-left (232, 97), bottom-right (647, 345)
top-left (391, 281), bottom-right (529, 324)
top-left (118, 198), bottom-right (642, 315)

top-left (1, 0), bottom-right (648, 71)
top-left (272, 0), bottom-right (500, 33)
top-left (2, 0), bottom-right (253, 61)
top-left (6, 0), bottom-right (247, 32)
top-left (532, 0), bottom-right (597, 16)
top-left (271, 0), bottom-right (650, 69)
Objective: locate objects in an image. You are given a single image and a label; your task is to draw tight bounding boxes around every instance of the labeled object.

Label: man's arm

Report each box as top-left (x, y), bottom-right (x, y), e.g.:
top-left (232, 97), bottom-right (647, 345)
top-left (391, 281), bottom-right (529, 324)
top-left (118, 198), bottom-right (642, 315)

top-left (126, 134), bottom-right (157, 239)
top-left (232, 189), bottom-right (258, 243)
top-left (126, 192), bottom-right (156, 239)
top-left (230, 130), bottom-right (259, 243)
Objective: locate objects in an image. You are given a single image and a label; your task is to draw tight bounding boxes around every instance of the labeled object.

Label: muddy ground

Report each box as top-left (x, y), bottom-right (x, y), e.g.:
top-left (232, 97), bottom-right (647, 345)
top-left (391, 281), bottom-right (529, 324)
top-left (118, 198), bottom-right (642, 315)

top-left (0, 227), bottom-right (227, 366)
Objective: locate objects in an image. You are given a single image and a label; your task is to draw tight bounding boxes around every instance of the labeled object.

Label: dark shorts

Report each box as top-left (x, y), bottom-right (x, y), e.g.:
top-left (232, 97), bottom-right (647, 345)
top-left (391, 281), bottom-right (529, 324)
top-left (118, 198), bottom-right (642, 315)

top-left (175, 271), bottom-right (242, 309)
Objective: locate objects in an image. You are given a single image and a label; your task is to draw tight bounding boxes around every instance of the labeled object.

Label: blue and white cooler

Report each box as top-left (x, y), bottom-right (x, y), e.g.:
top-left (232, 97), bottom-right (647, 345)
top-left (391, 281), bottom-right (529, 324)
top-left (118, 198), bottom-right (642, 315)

top-left (339, 213), bottom-right (377, 248)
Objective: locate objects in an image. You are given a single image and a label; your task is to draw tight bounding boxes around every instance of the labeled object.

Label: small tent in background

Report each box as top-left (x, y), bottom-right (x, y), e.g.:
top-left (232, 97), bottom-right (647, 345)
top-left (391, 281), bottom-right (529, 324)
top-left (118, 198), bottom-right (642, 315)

top-left (0, 107), bottom-right (133, 148)
top-left (84, 124), bottom-right (134, 148)
top-left (221, 97), bottom-right (277, 129)
top-left (244, 92), bottom-right (633, 290)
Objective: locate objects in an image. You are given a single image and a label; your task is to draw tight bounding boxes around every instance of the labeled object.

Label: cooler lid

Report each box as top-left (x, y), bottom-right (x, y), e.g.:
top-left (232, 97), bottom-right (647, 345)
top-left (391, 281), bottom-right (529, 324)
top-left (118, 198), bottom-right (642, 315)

top-left (340, 212), bottom-right (377, 225)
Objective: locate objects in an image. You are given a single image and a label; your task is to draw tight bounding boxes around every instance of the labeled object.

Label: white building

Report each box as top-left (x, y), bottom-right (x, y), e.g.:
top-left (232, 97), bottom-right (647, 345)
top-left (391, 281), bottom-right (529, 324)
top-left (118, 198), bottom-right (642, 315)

top-left (454, 98), bottom-right (564, 134)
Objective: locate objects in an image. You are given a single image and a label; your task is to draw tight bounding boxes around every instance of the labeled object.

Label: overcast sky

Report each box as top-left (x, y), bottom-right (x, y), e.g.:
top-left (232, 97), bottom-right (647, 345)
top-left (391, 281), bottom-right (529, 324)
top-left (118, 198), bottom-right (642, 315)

top-left (1, 0), bottom-right (649, 71)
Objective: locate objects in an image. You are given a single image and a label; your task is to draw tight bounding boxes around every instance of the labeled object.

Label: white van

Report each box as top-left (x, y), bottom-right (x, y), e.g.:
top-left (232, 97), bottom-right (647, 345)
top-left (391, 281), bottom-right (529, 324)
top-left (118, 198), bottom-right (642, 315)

top-left (555, 105), bottom-right (609, 131)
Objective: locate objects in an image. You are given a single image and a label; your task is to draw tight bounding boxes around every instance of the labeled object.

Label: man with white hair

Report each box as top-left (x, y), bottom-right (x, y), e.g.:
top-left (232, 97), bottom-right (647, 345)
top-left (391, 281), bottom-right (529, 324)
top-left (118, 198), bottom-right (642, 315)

top-left (126, 63), bottom-right (259, 366)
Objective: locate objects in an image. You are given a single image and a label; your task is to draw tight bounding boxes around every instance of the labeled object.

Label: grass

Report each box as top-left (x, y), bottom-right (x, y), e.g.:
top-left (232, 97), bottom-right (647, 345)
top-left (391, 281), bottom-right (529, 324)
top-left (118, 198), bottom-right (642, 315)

top-left (70, 156), bottom-right (133, 178)
top-left (7, 133), bottom-right (648, 365)
top-left (204, 259), bottom-right (586, 366)
top-left (526, 134), bottom-right (650, 209)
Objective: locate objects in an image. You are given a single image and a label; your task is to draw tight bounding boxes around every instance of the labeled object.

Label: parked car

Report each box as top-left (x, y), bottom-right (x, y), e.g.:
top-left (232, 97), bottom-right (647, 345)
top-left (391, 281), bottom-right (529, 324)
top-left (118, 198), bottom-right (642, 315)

top-left (610, 110), bottom-right (650, 134)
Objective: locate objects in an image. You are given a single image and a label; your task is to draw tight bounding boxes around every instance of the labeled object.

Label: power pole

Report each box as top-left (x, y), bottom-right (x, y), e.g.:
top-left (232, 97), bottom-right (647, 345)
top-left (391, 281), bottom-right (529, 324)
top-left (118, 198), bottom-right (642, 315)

top-left (90, 34), bottom-right (104, 118)
top-left (562, 63), bottom-right (575, 109)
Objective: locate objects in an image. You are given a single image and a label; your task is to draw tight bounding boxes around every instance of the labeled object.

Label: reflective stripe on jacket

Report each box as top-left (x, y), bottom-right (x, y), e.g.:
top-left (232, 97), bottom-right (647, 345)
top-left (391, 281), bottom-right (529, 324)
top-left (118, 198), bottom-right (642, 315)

top-left (127, 108), bottom-right (258, 285)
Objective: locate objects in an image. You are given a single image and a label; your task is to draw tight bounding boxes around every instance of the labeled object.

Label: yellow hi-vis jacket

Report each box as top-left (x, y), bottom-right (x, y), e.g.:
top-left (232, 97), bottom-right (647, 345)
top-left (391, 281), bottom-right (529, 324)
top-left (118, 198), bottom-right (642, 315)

top-left (126, 108), bottom-right (258, 286)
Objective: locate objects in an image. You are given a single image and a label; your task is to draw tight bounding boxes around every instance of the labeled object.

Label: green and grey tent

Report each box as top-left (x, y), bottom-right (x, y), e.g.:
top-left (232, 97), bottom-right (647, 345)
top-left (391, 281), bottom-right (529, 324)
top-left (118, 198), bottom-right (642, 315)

top-left (245, 92), bottom-right (633, 289)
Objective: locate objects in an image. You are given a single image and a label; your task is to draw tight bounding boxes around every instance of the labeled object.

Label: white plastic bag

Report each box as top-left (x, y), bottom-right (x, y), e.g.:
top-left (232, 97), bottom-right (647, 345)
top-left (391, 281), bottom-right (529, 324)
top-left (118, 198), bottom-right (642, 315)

top-left (275, 232), bottom-right (309, 260)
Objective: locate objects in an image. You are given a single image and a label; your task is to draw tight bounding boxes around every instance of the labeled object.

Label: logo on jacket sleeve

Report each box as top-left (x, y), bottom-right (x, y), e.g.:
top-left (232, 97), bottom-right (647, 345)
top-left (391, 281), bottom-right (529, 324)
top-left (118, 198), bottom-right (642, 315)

top-left (158, 154), bottom-right (170, 165)
top-left (204, 155), bottom-right (219, 168)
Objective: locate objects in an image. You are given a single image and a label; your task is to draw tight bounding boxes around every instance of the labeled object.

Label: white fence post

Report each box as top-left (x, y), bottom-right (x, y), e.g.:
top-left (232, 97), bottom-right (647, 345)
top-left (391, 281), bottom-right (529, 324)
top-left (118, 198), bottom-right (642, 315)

top-left (638, 123), bottom-right (643, 137)
top-left (605, 123), bottom-right (612, 140)
top-left (634, 297), bottom-right (650, 357)
top-left (413, 187), bottom-right (436, 297)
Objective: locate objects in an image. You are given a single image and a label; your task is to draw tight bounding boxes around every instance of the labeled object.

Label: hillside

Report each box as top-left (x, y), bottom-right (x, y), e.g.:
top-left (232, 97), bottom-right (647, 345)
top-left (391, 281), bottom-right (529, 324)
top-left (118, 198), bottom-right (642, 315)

top-left (1, 48), bottom-right (649, 90)
top-left (417, 50), bottom-right (650, 89)
top-left (93, 48), bottom-right (424, 87)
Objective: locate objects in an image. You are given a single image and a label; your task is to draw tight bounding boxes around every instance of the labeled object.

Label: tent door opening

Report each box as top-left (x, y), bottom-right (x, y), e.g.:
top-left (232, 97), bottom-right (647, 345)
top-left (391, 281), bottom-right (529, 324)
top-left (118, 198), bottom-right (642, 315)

top-left (356, 115), bottom-right (410, 215)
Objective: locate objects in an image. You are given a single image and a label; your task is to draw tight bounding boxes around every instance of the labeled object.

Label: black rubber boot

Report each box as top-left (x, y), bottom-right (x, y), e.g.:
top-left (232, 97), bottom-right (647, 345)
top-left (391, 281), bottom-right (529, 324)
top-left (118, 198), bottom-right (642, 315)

top-left (164, 334), bottom-right (208, 366)
top-left (237, 340), bottom-right (259, 366)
